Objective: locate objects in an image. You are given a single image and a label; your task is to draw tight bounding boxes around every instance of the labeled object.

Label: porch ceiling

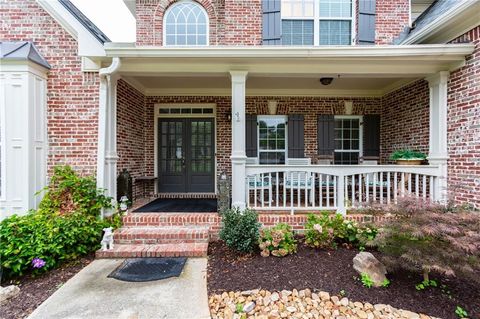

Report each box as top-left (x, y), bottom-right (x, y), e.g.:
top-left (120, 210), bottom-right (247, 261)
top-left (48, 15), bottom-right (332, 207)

top-left (108, 44), bottom-right (474, 97)
top-left (123, 74), bottom-right (419, 97)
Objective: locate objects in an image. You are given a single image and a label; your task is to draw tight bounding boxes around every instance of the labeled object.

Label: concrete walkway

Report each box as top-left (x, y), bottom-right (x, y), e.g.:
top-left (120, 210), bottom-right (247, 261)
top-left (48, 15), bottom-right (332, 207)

top-left (27, 258), bottom-right (210, 319)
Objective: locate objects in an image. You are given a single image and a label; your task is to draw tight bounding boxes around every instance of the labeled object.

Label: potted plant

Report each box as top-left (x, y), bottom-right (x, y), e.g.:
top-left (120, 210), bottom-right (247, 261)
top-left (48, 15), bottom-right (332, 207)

top-left (390, 149), bottom-right (427, 165)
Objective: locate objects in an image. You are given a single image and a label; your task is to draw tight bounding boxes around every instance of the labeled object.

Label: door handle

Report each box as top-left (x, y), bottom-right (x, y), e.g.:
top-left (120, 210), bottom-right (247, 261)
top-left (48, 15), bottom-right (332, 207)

top-left (181, 158), bottom-right (186, 167)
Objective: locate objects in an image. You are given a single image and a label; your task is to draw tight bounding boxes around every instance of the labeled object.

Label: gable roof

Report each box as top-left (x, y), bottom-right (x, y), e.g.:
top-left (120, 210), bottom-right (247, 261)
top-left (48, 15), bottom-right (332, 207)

top-left (0, 41), bottom-right (51, 69)
top-left (401, 0), bottom-right (479, 44)
top-left (58, 0), bottom-right (110, 44)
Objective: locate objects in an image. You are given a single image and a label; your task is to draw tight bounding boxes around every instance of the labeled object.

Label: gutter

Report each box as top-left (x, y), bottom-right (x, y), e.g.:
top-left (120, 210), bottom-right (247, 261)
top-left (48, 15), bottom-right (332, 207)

top-left (401, 0), bottom-right (478, 45)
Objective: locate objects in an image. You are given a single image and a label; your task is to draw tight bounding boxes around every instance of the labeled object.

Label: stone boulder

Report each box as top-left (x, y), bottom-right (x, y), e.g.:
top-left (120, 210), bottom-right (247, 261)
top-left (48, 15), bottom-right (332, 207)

top-left (0, 285), bottom-right (20, 302)
top-left (353, 252), bottom-right (387, 287)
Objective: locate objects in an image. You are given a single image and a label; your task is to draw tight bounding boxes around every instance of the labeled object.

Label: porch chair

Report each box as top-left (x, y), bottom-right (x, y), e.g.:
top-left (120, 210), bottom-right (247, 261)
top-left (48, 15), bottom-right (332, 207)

top-left (285, 158), bottom-right (315, 205)
top-left (245, 157), bottom-right (273, 206)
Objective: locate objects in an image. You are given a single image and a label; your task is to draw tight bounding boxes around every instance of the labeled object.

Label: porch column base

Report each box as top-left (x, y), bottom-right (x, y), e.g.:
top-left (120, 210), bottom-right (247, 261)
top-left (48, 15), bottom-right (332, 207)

top-left (428, 156), bottom-right (448, 204)
top-left (231, 155), bottom-right (247, 210)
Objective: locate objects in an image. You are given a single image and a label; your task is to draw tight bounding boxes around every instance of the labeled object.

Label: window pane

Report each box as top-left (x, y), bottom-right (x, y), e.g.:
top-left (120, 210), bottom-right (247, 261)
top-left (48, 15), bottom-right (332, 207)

top-left (282, 0), bottom-right (314, 18)
top-left (164, 2), bottom-right (208, 46)
top-left (282, 20), bottom-right (314, 45)
top-left (319, 20), bottom-right (351, 45)
top-left (319, 0), bottom-right (352, 18)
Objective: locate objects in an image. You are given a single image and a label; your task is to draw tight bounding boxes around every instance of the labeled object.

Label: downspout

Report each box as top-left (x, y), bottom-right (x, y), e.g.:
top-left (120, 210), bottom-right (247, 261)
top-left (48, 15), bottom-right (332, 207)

top-left (97, 57), bottom-right (121, 218)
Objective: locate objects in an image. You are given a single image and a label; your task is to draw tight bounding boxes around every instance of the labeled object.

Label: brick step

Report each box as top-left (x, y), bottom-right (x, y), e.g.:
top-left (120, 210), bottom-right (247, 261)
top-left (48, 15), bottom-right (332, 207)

top-left (114, 226), bottom-right (209, 244)
top-left (96, 242), bottom-right (208, 258)
top-left (122, 213), bottom-right (220, 227)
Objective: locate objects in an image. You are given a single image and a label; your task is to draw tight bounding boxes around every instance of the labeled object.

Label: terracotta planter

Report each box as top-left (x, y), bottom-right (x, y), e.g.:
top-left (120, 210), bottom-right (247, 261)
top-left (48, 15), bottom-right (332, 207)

top-left (395, 159), bottom-right (423, 165)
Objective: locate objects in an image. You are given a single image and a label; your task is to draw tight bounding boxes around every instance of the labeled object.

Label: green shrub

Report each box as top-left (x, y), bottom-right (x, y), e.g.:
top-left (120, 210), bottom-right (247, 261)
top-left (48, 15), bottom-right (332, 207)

top-left (0, 166), bottom-right (117, 279)
top-left (390, 149), bottom-right (427, 161)
top-left (219, 208), bottom-right (260, 253)
top-left (259, 223), bottom-right (297, 257)
top-left (39, 166), bottom-right (113, 217)
top-left (304, 212), bottom-right (377, 249)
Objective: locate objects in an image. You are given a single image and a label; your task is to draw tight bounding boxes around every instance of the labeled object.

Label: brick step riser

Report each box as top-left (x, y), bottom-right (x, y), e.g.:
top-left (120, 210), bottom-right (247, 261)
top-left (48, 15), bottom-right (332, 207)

top-left (96, 250), bottom-right (207, 258)
top-left (115, 238), bottom-right (209, 244)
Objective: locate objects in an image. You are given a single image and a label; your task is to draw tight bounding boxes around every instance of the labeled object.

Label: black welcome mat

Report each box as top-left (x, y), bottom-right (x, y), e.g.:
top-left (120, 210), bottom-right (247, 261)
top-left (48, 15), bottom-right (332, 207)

top-left (108, 258), bottom-right (187, 282)
top-left (134, 198), bottom-right (217, 213)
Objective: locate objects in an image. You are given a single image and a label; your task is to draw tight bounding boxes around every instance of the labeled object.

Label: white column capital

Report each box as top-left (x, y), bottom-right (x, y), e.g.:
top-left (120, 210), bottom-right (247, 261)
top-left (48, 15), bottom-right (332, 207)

top-left (229, 70), bottom-right (248, 82)
top-left (425, 71), bottom-right (449, 87)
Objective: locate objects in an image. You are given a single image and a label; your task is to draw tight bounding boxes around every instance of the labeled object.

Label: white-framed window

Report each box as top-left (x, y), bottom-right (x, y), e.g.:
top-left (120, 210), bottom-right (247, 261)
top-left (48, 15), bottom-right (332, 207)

top-left (281, 0), bottom-right (354, 45)
top-left (164, 1), bottom-right (209, 46)
top-left (334, 116), bottom-right (362, 164)
top-left (258, 115), bottom-right (288, 164)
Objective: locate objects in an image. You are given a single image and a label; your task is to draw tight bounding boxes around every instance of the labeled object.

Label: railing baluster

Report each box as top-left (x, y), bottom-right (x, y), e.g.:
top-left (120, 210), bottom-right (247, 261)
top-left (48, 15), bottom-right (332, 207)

top-left (373, 172), bottom-right (377, 202)
top-left (283, 172), bottom-right (286, 208)
top-left (415, 174), bottom-right (419, 197)
top-left (344, 175), bottom-right (349, 205)
top-left (387, 172), bottom-right (391, 204)
top-left (379, 172), bottom-right (384, 204)
top-left (408, 173), bottom-right (412, 194)
top-left (422, 175), bottom-right (427, 199)
top-left (290, 172), bottom-right (294, 211)
top-left (319, 174), bottom-right (323, 208)
top-left (333, 175), bottom-right (337, 208)
top-left (276, 172), bottom-right (279, 207)
top-left (351, 174), bottom-right (356, 207)
top-left (254, 175), bottom-right (258, 208)
top-left (268, 173), bottom-right (272, 208)
top-left (358, 174), bottom-right (363, 205)
top-left (312, 172), bottom-right (316, 208)
top-left (261, 173), bottom-right (265, 208)
top-left (401, 172), bottom-right (405, 197)
top-left (297, 172), bottom-right (300, 208)
top-left (365, 174), bottom-right (369, 203)
top-left (394, 172), bottom-right (398, 204)
top-left (326, 175), bottom-right (330, 208)
top-left (430, 176), bottom-right (434, 200)
top-left (304, 172), bottom-right (308, 208)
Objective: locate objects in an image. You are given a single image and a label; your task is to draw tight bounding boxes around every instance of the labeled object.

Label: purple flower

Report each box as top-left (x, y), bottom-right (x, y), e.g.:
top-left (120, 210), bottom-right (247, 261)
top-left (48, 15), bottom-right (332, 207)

top-left (32, 258), bottom-right (46, 269)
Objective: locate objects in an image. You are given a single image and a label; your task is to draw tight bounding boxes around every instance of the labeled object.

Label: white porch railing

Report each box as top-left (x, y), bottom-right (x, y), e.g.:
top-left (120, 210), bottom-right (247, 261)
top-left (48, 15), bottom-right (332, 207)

top-left (245, 165), bottom-right (441, 214)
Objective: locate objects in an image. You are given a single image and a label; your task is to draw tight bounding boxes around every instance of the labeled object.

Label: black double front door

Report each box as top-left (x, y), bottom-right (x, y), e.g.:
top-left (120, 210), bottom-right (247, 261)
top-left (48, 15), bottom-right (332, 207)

top-left (158, 118), bottom-right (215, 193)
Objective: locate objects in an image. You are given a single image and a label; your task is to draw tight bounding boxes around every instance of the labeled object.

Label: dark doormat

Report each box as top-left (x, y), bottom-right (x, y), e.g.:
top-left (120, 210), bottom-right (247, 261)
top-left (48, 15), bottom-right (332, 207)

top-left (108, 258), bottom-right (187, 282)
top-left (134, 198), bottom-right (217, 213)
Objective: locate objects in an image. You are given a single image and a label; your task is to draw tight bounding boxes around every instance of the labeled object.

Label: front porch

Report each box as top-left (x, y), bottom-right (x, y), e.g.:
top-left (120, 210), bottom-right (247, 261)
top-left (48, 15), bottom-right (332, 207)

top-left (95, 45), bottom-right (473, 215)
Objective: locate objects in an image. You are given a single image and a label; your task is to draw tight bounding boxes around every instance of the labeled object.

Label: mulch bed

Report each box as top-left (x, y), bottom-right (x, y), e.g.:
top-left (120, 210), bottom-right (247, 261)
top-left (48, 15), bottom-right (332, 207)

top-left (0, 254), bottom-right (94, 319)
top-left (207, 241), bottom-right (480, 319)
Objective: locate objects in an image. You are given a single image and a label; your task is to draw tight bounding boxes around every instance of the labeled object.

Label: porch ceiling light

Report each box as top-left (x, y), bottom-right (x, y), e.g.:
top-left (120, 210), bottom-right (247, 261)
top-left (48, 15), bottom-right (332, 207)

top-left (320, 77), bottom-right (334, 85)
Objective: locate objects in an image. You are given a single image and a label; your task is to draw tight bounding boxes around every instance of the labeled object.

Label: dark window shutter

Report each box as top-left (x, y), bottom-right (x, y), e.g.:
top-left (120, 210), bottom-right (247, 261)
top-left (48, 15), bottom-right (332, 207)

top-left (288, 115), bottom-right (304, 158)
top-left (358, 0), bottom-right (376, 45)
top-left (246, 115), bottom-right (258, 157)
top-left (317, 115), bottom-right (335, 156)
top-left (262, 0), bottom-right (281, 45)
top-left (363, 114), bottom-right (380, 157)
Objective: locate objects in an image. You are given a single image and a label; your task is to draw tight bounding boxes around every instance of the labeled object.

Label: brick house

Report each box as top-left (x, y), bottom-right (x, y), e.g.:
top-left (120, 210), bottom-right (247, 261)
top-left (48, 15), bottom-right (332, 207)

top-left (1, 0), bottom-right (479, 255)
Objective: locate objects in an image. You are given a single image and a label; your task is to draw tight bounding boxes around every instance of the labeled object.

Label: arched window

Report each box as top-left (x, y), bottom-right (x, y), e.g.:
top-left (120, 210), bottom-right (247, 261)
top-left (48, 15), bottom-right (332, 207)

top-left (164, 1), bottom-right (209, 46)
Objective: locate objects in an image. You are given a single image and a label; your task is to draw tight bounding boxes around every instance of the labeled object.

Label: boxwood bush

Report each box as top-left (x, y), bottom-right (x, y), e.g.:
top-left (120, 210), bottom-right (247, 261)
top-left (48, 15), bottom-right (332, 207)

top-left (219, 207), bottom-right (260, 253)
top-left (0, 166), bottom-right (120, 279)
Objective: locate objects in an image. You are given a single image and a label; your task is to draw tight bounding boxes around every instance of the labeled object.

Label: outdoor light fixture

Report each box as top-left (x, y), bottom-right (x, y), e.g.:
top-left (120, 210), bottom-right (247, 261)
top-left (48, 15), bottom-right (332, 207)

top-left (320, 77), bottom-right (334, 85)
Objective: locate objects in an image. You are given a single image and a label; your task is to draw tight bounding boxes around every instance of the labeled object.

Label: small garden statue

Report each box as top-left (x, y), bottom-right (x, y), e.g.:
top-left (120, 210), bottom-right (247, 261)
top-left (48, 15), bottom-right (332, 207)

top-left (101, 227), bottom-right (114, 251)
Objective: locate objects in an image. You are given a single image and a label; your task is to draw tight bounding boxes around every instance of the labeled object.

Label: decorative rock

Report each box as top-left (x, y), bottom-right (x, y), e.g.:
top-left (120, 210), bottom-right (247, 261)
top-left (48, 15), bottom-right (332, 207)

top-left (401, 310), bottom-right (420, 319)
top-left (319, 291), bottom-right (330, 301)
top-left (353, 252), bottom-right (388, 287)
top-left (243, 301), bottom-right (255, 313)
top-left (331, 296), bottom-right (340, 305)
top-left (271, 292), bottom-right (280, 302)
top-left (0, 285), bottom-right (20, 302)
top-left (340, 297), bottom-right (349, 307)
top-left (287, 306), bottom-right (297, 313)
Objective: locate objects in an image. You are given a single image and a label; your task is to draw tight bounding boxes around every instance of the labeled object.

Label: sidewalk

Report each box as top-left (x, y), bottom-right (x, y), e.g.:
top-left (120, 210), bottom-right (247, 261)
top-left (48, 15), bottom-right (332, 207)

top-left (27, 258), bottom-right (210, 319)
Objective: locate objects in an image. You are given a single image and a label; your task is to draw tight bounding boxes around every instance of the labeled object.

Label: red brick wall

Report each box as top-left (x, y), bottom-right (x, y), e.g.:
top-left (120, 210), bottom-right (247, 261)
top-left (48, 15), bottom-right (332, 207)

top-left (144, 96), bottom-right (382, 185)
top-left (380, 80), bottom-right (430, 164)
top-left (375, 0), bottom-right (410, 45)
top-left (117, 80), bottom-right (146, 199)
top-left (0, 0), bottom-right (100, 175)
top-left (222, 0), bottom-right (262, 45)
top-left (447, 26), bottom-right (480, 208)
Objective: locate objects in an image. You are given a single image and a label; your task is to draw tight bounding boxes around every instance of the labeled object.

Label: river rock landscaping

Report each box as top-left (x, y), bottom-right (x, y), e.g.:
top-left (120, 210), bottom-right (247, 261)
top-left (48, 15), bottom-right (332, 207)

top-left (207, 241), bottom-right (480, 319)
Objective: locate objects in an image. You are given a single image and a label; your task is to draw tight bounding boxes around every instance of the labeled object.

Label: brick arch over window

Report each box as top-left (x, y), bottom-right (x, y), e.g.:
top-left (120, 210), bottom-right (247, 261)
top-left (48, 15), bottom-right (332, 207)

top-left (150, 0), bottom-right (219, 46)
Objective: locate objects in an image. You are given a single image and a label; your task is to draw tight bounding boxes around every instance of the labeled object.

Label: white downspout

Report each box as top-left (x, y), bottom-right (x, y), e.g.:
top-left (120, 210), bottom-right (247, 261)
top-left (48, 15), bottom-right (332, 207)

top-left (97, 57), bottom-right (121, 218)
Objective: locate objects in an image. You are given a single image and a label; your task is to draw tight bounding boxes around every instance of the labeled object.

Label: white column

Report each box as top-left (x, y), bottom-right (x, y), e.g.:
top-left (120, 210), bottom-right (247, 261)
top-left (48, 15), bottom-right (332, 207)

top-left (230, 71), bottom-right (248, 209)
top-left (426, 71), bottom-right (449, 203)
top-left (97, 58), bottom-right (121, 217)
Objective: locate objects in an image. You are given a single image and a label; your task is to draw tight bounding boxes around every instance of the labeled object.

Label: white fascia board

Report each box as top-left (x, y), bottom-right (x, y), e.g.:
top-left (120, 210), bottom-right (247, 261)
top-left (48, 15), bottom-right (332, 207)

top-left (401, 0), bottom-right (480, 45)
top-left (104, 43), bottom-right (474, 60)
top-left (36, 0), bottom-right (106, 57)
